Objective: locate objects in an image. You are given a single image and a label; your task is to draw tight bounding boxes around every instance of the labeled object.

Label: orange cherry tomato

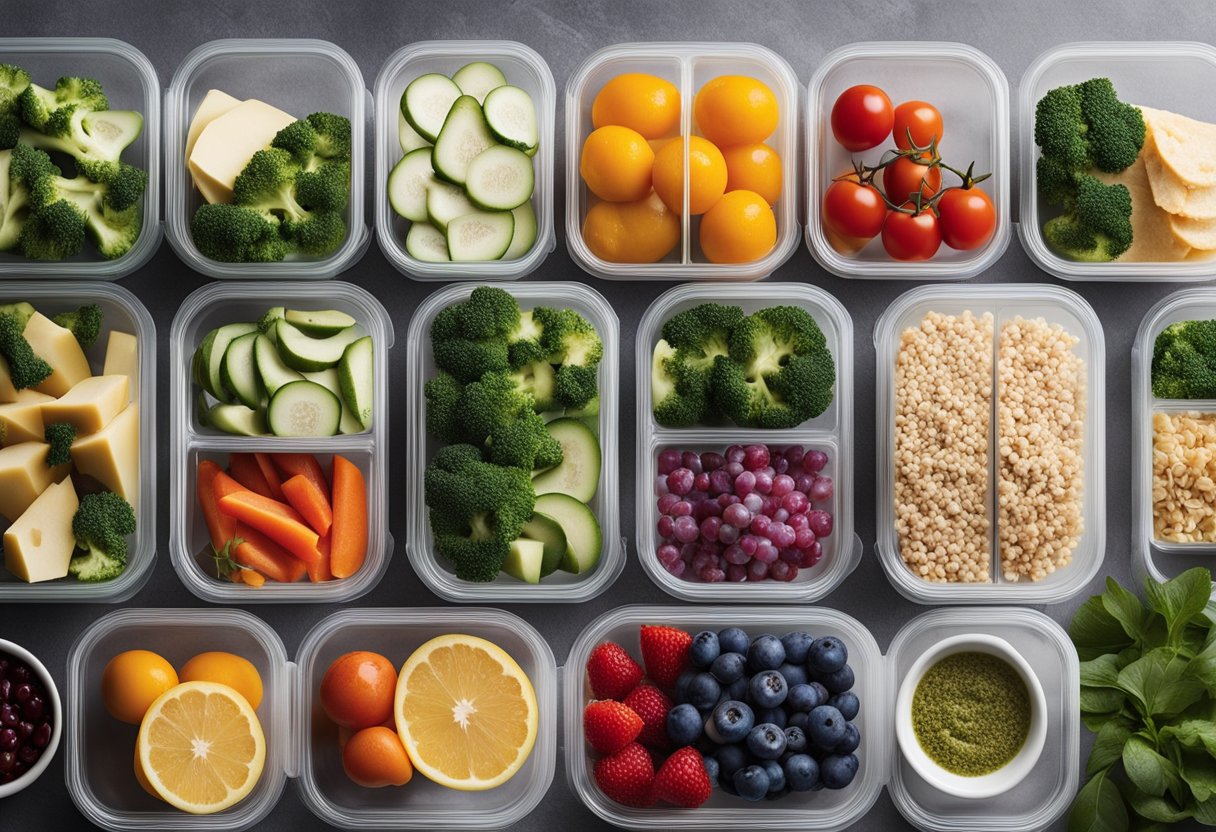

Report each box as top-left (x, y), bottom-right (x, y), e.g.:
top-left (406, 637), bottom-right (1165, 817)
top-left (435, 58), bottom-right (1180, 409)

top-left (823, 177), bottom-right (887, 241)
top-left (937, 187), bottom-right (996, 251)
top-left (320, 651), bottom-right (397, 731)
top-left (342, 726), bottom-right (413, 788)
top-left (882, 203), bottom-right (942, 261)
top-left (893, 100), bottom-right (944, 150)
top-left (882, 155), bottom-right (941, 205)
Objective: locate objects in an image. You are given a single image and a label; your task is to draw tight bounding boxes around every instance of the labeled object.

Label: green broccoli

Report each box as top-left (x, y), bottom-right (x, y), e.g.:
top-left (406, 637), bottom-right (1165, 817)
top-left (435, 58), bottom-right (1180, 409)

top-left (22, 152), bottom-right (143, 260)
top-left (485, 408), bottom-right (563, 471)
top-left (661, 303), bottom-right (744, 363)
top-left (510, 359), bottom-right (556, 411)
top-left (424, 371), bottom-right (464, 444)
top-left (1, 142), bottom-right (62, 253)
top-left (18, 76), bottom-right (108, 132)
top-left (424, 443), bottom-right (536, 581)
top-left (271, 113), bottom-right (351, 212)
top-left (534, 307), bottom-right (603, 410)
top-left (429, 288), bottom-right (521, 382)
top-left (458, 286), bottom-right (522, 340)
top-left (232, 147), bottom-right (346, 257)
top-left (191, 203), bottom-right (290, 263)
top-left (651, 338), bottom-right (712, 427)
top-left (18, 198), bottom-right (85, 260)
top-left (1151, 320), bottom-right (1216, 399)
top-left (68, 490), bottom-right (135, 583)
top-left (0, 64), bottom-right (31, 152)
top-left (44, 422), bottom-right (76, 466)
top-left (0, 302), bottom-right (35, 329)
top-left (0, 310), bottom-right (50, 389)
top-left (20, 108), bottom-right (143, 173)
top-left (438, 370), bottom-right (562, 470)
top-left (53, 303), bottom-right (102, 347)
top-left (506, 308), bottom-right (548, 368)
top-left (1042, 173), bottom-right (1133, 262)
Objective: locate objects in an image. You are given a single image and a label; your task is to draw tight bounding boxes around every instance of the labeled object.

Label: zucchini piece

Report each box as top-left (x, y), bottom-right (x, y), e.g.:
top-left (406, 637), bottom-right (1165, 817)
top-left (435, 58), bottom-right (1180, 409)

top-left (208, 403), bottom-right (268, 437)
top-left (405, 222), bottom-right (449, 262)
top-left (482, 85), bottom-right (538, 155)
top-left (338, 335), bottom-right (374, 430)
top-left (273, 319), bottom-right (361, 372)
top-left (402, 73), bottom-right (462, 143)
top-left (197, 322), bottom-right (257, 404)
top-left (451, 61), bottom-right (508, 104)
top-left (398, 106), bottom-right (431, 153)
top-left (220, 331), bottom-right (264, 410)
top-left (520, 512), bottom-right (567, 578)
top-left (267, 380), bottom-right (341, 437)
top-left (503, 201), bottom-right (537, 261)
top-left (531, 417), bottom-right (601, 502)
top-left (254, 333), bottom-right (302, 395)
top-left (465, 145), bottom-right (534, 211)
top-left (302, 369), bottom-right (364, 434)
top-left (426, 180), bottom-right (475, 232)
top-left (446, 211), bottom-right (514, 261)
top-left (256, 307), bottom-right (284, 335)
top-left (431, 95), bottom-right (495, 186)
top-left (284, 308), bottom-right (356, 337)
top-left (502, 538), bottom-right (544, 584)
top-left (533, 493), bottom-right (602, 575)
top-left (387, 147), bottom-right (434, 223)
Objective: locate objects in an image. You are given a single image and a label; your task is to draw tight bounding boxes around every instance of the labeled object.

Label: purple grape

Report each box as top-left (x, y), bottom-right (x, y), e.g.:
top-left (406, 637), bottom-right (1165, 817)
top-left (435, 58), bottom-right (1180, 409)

top-left (723, 503), bottom-right (752, 528)
top-left (725, 461), bottom-right (744, 477)
top-left (700, 516), bottom-right (723, 542)
top-left (747, 560), bottom-right (770, 581)
top-left (681, 451), bottom-right (704, 474)
top-left (13, 685), bottom-right (30, 704)
top-left (693, 499), bottom-right (721, 522)
top-left (701, 452), bottom-right (726, 471)
top-left (773, 508), bottom-right (790, 524)
top-left (658, 449), bottom-right (681, 475)
top-left (773, 456), bottom-right (789, 474)
top-left (740, 535), bottom-right (759, 556)
top-left (810, 476), bottom-right (834, 503)
top-left (727, 564), bottom-right (749, 582)
top-left (693, 472), bottom-right (710, 492)
top-left (754, 541), bottom-right (779, 564)
top-left (674, 515), bottom-right (700, 543)
top-left (772, 474), bottom-right (795, 498)
top-left (771, 560), bottom-right (794, 581)
top-left (657, 493), bottom-right (680, 514)
top-left (709, 469), bottom-right (733, 496)
top-left (700, 566), bottom-right (726, 583)
top-left (0, 730), bottom-right (16, 752)
top-left (784, 445), bottom-right (806, 467)
top-left (670, 500), bottom-right (693, 518)
top-left (667, 468), bottom-right (694, 496)
top-left (788, 512), bottom-right (808, 530)
top-left (657, 544), bottom-right (681, 566)
top-left (716, 493), bottom-right (739, 508)
top-left (779, 547), bottom-right (802, 564)
top-left (31, 724), bottom-right (50, 749)
top-left (742, 493), bottom-right (763, 514)
top-left (808, 510), bottom-right (833, 538)
top-left (725, 445), bottom-right (745, 464)
top-left (796, 528), bottom-right (817, 550)
top-left (750, 514), bottom-right (771, 536)
top-left (783, 491), bottom-right (808, 515)
top-left (0, 752), bottom-right (13, 774)
top-left (724, 544), bottom-right (750, 565)
top-left (718, 524), bottom-right (740, 545)
top-left (665, 559), bottom-right (687, 578)
top-left (692, 551), bottom-right (718, 574)
top-left (657, 515), bottom-right (675, 538)
top-left (15, 722), bottom-right (31, 741)
top-left (754, 472), bottom-right (773, 494)
top-left (734, 470), bottom-right (756, 496)
top-left (743, 444), bottom-right (770, 471)
top-left (0, 705), bottom-right (17, 728)
top-left (806, 450), bottom-right (828, 473)
top-left (795, 473), bottom-right (815, 493)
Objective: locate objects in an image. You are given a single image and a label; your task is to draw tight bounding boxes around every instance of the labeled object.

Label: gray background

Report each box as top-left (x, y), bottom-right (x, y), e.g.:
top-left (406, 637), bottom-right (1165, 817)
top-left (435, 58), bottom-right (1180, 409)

top-left (0, 0), bottom-right (1206, 829)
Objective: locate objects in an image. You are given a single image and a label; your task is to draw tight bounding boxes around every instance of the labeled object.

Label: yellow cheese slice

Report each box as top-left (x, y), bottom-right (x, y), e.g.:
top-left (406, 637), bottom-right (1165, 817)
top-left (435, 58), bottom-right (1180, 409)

top-left (0, 390), bottom-right (54, 446)
top-left (24, 312), bottom-right (91, 398)
top-left (188, 98), bottom-right (296, 204)
top-left (102, 330), bottom-right (139, 402)
top-left (185, 89), bottom-right (242, 164)
top-left (0, 356), bottom-right (20, 404)
top-left (0, 442), bottom-right (69, 522)
top-left (3, 478), bottom-right (78, 583)
top-left (1096, 157), bottom-right (1192, 262)
top-left (41, 375), bottom-right (129, 435)
top-left (71, 403), bottom-right (138, 503)
top-left (1139, 129), bottom-right (1216, 219)
top-left (1140, 105), bottom-right (1216, 188)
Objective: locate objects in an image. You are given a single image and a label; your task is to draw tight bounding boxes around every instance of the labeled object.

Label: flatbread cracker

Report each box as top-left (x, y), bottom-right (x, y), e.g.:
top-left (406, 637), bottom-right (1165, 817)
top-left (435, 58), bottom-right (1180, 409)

top-left (1170, 213), bottom-right (1216, 250)
top-left (1140, 105), bottom-right (1216, 188)
top-left (1139, 127), bottom-right (1216, 218)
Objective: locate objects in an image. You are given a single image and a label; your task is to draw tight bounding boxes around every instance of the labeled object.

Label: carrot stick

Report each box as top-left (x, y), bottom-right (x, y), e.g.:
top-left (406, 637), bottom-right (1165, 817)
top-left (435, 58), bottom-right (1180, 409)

top-left (240, 569), bottom-right (267, 587)
top-left (330, 455), bottom-right (367, 579)
top-left (214, 471), bottom-right (301, 522)
top-left (218, 490), bottom-right (321, 564)
top-left (254, 453), bottom-right (286, 500)
top-left (281, 474), bottom-right (333, 536)
top-left (272, 453), bottom-right (330, 495)
top-left (308, 533), bottom-right (334, 583)
top-left (227, 453), bottom-right (274, 498)
top-left (232, 522), bottom-right (308, 583)
top-left (197, 460), bottom-right (236, 551)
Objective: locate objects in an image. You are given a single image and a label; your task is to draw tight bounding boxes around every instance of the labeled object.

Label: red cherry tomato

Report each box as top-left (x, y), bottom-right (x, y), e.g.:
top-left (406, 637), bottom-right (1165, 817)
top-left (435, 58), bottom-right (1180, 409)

top-left (830, 85), bottom-right (893, 152)
top-left (937, 187), bottom-right (997, 250)
top-left (882, 155), bottom-right (941, 205)
top-left (882, 204), bottom-right (942, 261)
top-left (822, 177), bottom-right (887, 241)
top-left (893, 100), bottom-right (944, 150)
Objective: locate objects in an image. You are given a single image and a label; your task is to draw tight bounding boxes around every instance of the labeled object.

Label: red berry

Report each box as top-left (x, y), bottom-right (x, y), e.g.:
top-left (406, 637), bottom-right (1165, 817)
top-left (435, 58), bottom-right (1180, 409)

top-left (593, 742), bottom-right (656, 808)
top-left (653, 746), bottom-right (713, 808)
top-left (586, 642), bottom-right (643, 700)
top-left (623, 683), bottom-right (673, 749)
top-left (583, 700), bottom-right (644, 755)
top-left (639, 625), bottom-right (692, 691)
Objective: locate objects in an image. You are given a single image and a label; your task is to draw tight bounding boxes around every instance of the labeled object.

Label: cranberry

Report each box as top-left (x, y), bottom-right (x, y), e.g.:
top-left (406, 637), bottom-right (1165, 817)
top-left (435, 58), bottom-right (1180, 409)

top-left (0, 729), bottom-right (16, 752)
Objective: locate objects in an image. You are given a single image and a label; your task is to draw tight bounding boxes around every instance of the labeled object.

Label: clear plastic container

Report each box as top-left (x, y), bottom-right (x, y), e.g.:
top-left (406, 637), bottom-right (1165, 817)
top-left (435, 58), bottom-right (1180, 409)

top-left (634, 283), bottom-right (860, 602)
top-left (163, 39), bottom-right (370, 280)
top-left (404, 281), bottom-right (623, 602)
top-left (1019, 41), bottom-right (1216, 281)
top-left (805, 42), bottom-right (1010, 280)
top-left (0, 38), bottom-right (162, 280)
top-left (167, 281), bottom-right (393, 603)
top-left (373, 40), bottom-right (556, 281)
top-left (564, 604), bottom-right (1077, 832)
top-left (564, 42), bottom-right (800, 281)
top-left (873, 284), bottom-right (1106, 604)
top-left (0, 281), bottom-right (156, 602)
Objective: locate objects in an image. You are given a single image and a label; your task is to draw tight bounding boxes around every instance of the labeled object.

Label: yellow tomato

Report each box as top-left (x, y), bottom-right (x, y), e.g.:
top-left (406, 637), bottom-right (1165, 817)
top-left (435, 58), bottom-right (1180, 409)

top-left (699, 190), bottom-right (777, 264)
top-left (694, 76), bottom-right (779, 148)
top-left (722, 143), bottom-right (783, 205)
top-left (178, 651), bottom-right (264, 710)
top-left (101, 650), bottom-right (179, 725)
top-left (583, 192), bottom-right (681, 263)
top-left (579, 125), bottom-right (655, 203)
top-left (592, 73), bottom-right (680, 139)
top-left (651, 136), bottom-right (728, 215)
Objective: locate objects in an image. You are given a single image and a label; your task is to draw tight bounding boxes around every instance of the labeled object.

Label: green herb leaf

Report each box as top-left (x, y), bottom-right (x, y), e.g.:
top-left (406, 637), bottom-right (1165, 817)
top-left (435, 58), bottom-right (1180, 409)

top-left (1178, 747), bottom-right (1216, 802)
top-left (1162, 719), bottom-right (1216, 755)
top-left (1193, 795), bottom-right (1216, 825)
top-left (1069, 769), bottom-right (1129, 832)
top-left (1083, 684), bottom-right (1129, 715)
top-left (1118, 648), bottom-right (1207, 718)
top-left (1088, 719), bottom-right (1133, 777)
top-left (1124, 782), bottom-right (1193, 824)
top-left (211, 537), bottom-right (246, 579)
top-left (1084, 711), bottom-right (1127, 732)
top-left (1082, 654), bottom-right (1125, 689)
top-left (1146, 567), bottom-right (1214, 648)
top-left (1123, 736), bottom-right (1179, 798)
top-left (1073, 594), bottom-right (1138, 661)
top-left (1105, 576), bottom-right (1153, 643)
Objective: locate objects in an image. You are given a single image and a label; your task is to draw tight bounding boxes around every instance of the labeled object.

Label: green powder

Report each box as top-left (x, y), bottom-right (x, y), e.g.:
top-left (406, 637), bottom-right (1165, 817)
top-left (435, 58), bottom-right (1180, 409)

top-left (911, 651), bottom-right (1030, 777)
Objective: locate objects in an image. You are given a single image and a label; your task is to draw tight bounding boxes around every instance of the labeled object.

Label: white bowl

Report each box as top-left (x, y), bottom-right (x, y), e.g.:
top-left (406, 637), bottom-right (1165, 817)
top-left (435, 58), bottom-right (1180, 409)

top-left (0, 639), bottom-right (62, 799)
top-left (894, 633), bottom-right (1046, 800)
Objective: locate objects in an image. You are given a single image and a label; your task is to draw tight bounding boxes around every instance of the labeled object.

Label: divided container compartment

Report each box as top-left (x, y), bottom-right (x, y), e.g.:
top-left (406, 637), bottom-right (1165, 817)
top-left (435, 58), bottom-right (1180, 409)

top-left (874, 284), bottom-right (1106, 604)
top-left (806, 42), bottom-right (1010, 280)
top-left (164, 39), bottom-right (370, 280)
top-left (565, 42), bottom-right (800, 281)
top-left (373, 40), bottom-right (556, 281)
top-left (564, 605), bottom-right (1076, 832)
top-left (1019, 41), bottom-right (1216, 281)
top-left (0, 38), bottom-right (162, 280)
top-left (0, 281), bottom-right (156, 603)
top-left (405, 281), bottom-right (623, 602)
top-left (634, 283), bottom-right (859, 602)
top-left (168, 281), bottom-right (393, 603)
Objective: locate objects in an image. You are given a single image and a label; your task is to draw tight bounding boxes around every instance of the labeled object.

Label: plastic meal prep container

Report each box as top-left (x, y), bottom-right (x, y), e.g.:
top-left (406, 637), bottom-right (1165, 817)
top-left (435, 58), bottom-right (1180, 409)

top-left (0, 37), bottom-right (162, 280)
top-left (873, 284), bottom-right (1106, 604)
top-left (0, 281), bottom-right (155, 602)
top-left (405, 281), bottom-right (623, 603)
top-left (168, 281), bottom-right (393, 603)
top-left (806, 42), bottom-right (1010, 280)
top-left (565, 42), bottom-right (800, 281)
top-left (373, 40), bottom-right (556, 281)
top-left (1019, 41), bottom-right (1216, 281)
top-left (634, 282), bottom-right (859, 602)
top-left (164, 39), bottom-right (370, 280)
top-left (564, 605), bottom-right (1077, 832)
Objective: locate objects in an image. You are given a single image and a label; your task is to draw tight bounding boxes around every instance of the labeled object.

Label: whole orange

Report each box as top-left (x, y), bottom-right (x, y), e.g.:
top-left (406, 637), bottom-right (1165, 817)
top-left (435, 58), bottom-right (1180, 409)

top-left (694, 75), bottom-right (779, 148)
top-left (101, 650), bottom-right (179, 725)
top-left (179, 651), bottom-right (264, 710)
top-left (591, 73), bottom-right (680, 139)
top-left (699, 189), bottom-right (777, 264)
top-left (583, 192), bottom-right (681, 263)
top-left (342, 726), bottom-right (414, 788)
top-left (652, 136), bottom-right (728, 215)
top-left (721, 143), bottom-right (783, 205)
top-left (579, 125), bottom-right (654, 203)
top-left (320, 651), bottom-right (397, 731)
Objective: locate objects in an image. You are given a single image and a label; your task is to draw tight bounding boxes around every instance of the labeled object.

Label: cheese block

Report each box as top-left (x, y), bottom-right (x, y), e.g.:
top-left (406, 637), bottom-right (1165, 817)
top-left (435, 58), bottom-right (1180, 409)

top-left (24, 312), bottom-right (91, 398)
top-left (1096, 158), bottom-right (1192, 262)
top-left (42, 375), bottom-right (128, 435)
top-left (185, 89), bottom-right (242, 163)
top-left (0, 390), bottom-right (54, 446)
top-left (102, 330), bottom-right (139, 402)
top-left (71, 402), bottom-right (138, 502)
top-left (0, 442), bottom-right (68, 522)
top-left (3, 478), bottom-right (78, 583)
top-left (0, 356), bottom-right (18, 403)
top-left (1140, 105), bottom-right (1216, 188)
top-left (188, 98), bottom-right (296, 204)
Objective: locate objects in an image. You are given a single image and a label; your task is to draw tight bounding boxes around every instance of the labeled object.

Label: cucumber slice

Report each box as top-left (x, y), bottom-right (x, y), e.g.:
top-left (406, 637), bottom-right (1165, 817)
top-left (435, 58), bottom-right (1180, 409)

top-left (198, 322), bottom-right (257, 404)
top-left (254, 333), bottom-right (302, 395)
top-left (273, 319), bottom-right (361, 372)
top-left (284, 308), bottom-right (357, 337)
top-left (465, 145), bottom-right (534, 212)
top-left (398, 106), bottom-right (431, 153)
top-left (267, 380), bottom-right (341, 437)
top-left (220, 331), bottom-right (264, 410)
top-left (256, 307), bottom-right (284, 335)
top-left (482, 85), bottom-right (538, 155)
top-left (502, 538), bottom-right (544, 584)
top-left (531, 417), bottom-right (601, 502)
top-left (405, 222), bottom-right (450, 262)
top-left (426, 180), bottom-right (475, 232)
top-left (533, 493), bottom-right (602, 575)
top-left (452, 61), bottom-right (508, 104)
top-left (302, 369), bottom-right (364, 434)
top-left (503, 201), bottom-right (537, 261)
top-left (402, 73), bottom-right (462, 143)
top-left (432, 95), bottom-right (495, 186)
top-left (338, 335), bottom-right (374, 430)
top-left (387, 147), bottom-right (434, 222)
top-left (196, 390), bottom-right (213, 427)
top-left (520, 512), bottom-right (567, 578)
top-left (446, 211), bottom-right (514, 261)
top-left (208, 403), bottom-right (268, 437)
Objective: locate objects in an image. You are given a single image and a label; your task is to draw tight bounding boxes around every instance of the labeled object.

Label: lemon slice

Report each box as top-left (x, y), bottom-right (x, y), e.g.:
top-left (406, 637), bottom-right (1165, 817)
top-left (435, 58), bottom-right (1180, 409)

top-left (137, 681), bottom-right (266, 814)
top-left (394, 634), bottom-right (538, 791)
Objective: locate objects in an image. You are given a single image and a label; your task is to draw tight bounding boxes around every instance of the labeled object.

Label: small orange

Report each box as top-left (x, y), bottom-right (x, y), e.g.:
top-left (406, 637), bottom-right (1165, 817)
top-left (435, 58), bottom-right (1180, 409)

top-left (579, 125), bottom-right (655, 203)
top-left (722, 143), bottom-right (783, 205)
top-left (592, 73), bottom-right (680, 139)
top-left (342, 725), bottom-right (414, 788)
top-left (583, 192), bottom-right (681, 263)
top-left (179, 651), bottom-right (264, 710)
top-left (694, 76), bottom-right (779, 148)
top-left (101, 649), bottom-right (179, 725)
top-left (699, 189), bottom-right (777, 264)
top-left (320, 651), bottom-right (398, 731)
top-left (652, 136), bottom-right (728, 216)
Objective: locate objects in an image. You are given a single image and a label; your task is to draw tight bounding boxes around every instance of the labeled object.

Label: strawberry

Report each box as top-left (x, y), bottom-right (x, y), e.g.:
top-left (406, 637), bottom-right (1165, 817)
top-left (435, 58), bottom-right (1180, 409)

top-left (653, 746), bottom-right (713, 808)
top-left (593, 741), bottom-right (656, 808)
top-left (639, 625), bottom-right (692, 690)
top-left (586, 641), bottom-right (643, 700)
top-left (623, 683), bottom-right (672, 749)
top-left (583, 700), bottom-right (643, 755)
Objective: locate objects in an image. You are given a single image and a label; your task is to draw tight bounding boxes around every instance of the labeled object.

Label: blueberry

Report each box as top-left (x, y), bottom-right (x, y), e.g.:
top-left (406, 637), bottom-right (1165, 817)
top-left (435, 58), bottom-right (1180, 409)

top-left (780, 631), bottom-right (814, 664)
top-left (807, 636), bottom-right (848, 675)
top-left (762, 759), bottom-right (786, 793)
top-left (666, 703), bottom-right (703, 746)
top-left (701, 753), bottom-right (720, 787)
top-left (746, 723), bottom-right (788, 761)
top-left (747, 634), bottom-right (785, 672)
top-left (709, 699), bottom-right (754, 744)
top-left (690, 630), bottom-right (720, 669)
top-left (829, 691), bottom-right (859, 721)
top-left (675, 669), bottom-right (697, 703)
top-left (820, 753), bottom-right (859, 789)
top-left (710, 652), bottom-right (746, 684)
top-left (784, 753), bottom-right (820, 791)
top-left (718, 626), bottom-right (750, 655)
top-left (787, 711), bottom-right (810, 731)
top-left (688, 672), bottom-right (722, 710)
top-left (807, 705), bottom-right (847, 750)
top-left (733, 764), bottom-right (770, 801)
top-left (756, 707), bottom-right (786, 729)
top-left (787, 683), bottom-right (826, 713)
top-left (784, 725), bottom-right (808, 753)
top-left (725, 676), bottom-right (749, 702)
top-left (820, 664), bottom-right (855, 695)
top-left (835, 722), bottom-right (860, 754)
top-left (748, 670), bottom-right (788, 709)
top-left (777, 662), bottom-right (808, 688)
top-left (718, 771), bottom-right (738, 796)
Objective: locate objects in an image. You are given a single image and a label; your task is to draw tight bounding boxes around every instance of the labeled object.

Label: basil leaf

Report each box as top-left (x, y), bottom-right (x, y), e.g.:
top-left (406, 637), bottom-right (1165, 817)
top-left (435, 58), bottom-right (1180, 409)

top-left (1084, 711), bottom-right (1126, 732)
top-left (1162, 719), bottom-right (1216, 755)
top-left (1083, 684), bottom-right (1128, 715)
top-left (1069, 770), bottom-right (1129, 832)
top-left (1146, 567), bottom-right (1214, 648)
top-left (1073, 594), bottom-right (1137, 661)
top-left (1179, 748), bottom-right (1216, 802)
top-left (1124, 782), bottom-right (1193, 823)
top-left (1105, 577), bottom-right (1153, 643)
top-left (1118, 648), bottom-right (1207, 717)
top-left (1123, 736), bottom-right (1177, 797)
top-left (1088, 720), bottom-right (1133, 777)
top-left (1082, 654), bottom-right (1125, 689)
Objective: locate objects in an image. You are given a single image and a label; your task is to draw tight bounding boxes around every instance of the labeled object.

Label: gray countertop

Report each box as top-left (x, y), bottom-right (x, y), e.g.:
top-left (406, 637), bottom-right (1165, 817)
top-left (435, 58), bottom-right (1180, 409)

top-left (2, 0), bottom-right (1210, 829)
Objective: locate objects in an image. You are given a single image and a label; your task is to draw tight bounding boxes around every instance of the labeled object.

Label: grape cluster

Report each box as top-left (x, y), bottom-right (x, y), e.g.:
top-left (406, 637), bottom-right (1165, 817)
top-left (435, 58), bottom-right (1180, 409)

top-left (0, 652), bottom-right (54, 785)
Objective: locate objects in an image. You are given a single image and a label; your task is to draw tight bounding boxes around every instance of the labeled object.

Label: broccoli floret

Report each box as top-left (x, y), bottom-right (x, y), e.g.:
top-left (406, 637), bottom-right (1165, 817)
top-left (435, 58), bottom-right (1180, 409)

top-left (52, 303), bottom-right (101, 347)
top-left (20, 108), bottom-right (142, 169)
top-left (510, 359), bottom-right (556, 411)
top-left (18, 198), bottom-right (85, 260)
top-left (429, 288), bottom-right (522, 382)
top-left (651, 338), bottom-right (710, 427)
top-left (424, 371), bottom-right (464, 443)
top-left (424, 443), bottom-right (536, 581)
top-left (486, 407), bottom-right (562, 471)
top-left (1151, 320), bottom-right (1216, 399)
top-left (1036, 154), bottom-right (1078, 207)
top-left (25, 157), bottom-right (143, 260)
top-left (68, 490), bottom-right (135, 583)
top-left (1076, 78), bottom-right (1145, 174)
top-left (432, 336), bottom-right (509, 382)
top-left (0, 150), bottom-right (26, 250)
top-left (0, 302), bottom-right (35, 330)
top-left (534, 307), bottom-right (603, 410)
top-left (191, 203), bottom-right (289, 263)
top-left (1043, 173), bottom-right (1133, 262)
top-left (44, 422), bottom-right (76, 466)
top-left (233, 147), bottom-right (346, 257)
top-left (460, 286), bottom-right (522, 340)
top-left (294, 161), bottom-right (350, 213)
top-left (458, 371), bottom-right (536, 445)
top-left (18, 76), bottom-right (108, 132)
top-left (0, 64), bottom-right (31, 110)
top-left (0, 311), bottom-right (51, 389)
top-left (271, 114), bottom-right (351, 213)
top-left (449, 370), bottom-right (564, 470)
top-left (1034, 85), bottom-right (1089, 172)
top-left (507, 309), bottom-right (548, 368)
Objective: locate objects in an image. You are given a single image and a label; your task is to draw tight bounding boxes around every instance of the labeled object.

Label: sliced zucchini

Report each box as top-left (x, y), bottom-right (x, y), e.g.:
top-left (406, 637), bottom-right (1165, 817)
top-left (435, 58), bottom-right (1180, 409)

top-left (402, 73), bottom-right (462, 143)
top-left (273, 319), bottom-right (362, 372)
top-left (503, 201), bottom-right (537, 260)
top-left (502, 538), bottom-right (544, 584)
top-left (451, 61), bottom-right (508, 104)
top-left (520, 512), bottom-right (567, 578)
top-left (533, 493), bottom-right (602, 575)
top-left (482, 85), bottom-right (538, 155)
top-left (302, 369), bottom-right (364, 434)
top-left (254, 333), bottom-right (302, 395)
top-left (531, 417), bottom-right (601, 502)
top-left (338, 335), bottom-right (374, 430)
top-left (405, 221), bottom-right (450, 262)
top-left (256, 307), bottom-right (285, 335)
top-left (465, 145), bottom-right (534, 212)
top-left (284, 308), bottom-right (357, 337)
top-left (446, 211), bottom-right (514, 261)
top-left (387, 147), bottom-right (434, 223)
top-left (431, 95), bottom-right (495, 186)
top-left (426, 180), bottom-right (476, 232)
top-left (198, 322), bottom-right (257, 404)
top-left (267, 380), bottom-right (341, 437)
top-left (220, 331), bottom-right (263, 410)
top-left (398, 106), bottom-right (431, 153)
top-left (208, 403), bottom-right (268, 437)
